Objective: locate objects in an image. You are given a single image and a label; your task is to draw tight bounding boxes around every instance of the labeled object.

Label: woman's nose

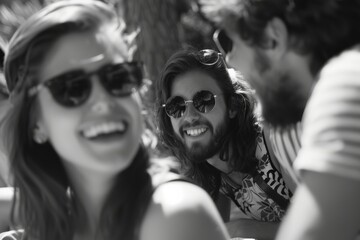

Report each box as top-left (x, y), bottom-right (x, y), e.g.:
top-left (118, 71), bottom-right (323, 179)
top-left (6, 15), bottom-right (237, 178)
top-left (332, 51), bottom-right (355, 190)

top-left (89, 78), bottom-right (116, 113)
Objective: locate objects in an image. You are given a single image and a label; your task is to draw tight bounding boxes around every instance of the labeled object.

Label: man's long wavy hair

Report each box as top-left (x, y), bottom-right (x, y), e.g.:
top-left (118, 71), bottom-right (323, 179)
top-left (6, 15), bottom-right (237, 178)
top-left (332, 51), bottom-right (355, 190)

top-left (2, 1), bottom-right (152, 239)
top-left (203, 0), bottom-right (360, 75)
top-left (155, 49), bottom-right (259, 197)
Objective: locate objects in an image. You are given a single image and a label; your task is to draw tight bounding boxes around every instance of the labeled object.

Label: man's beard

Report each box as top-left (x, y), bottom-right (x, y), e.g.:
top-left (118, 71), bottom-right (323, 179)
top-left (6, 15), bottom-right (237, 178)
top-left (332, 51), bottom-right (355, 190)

top-left (253, 50), bottom-right (307, 127)
top-left (260, 76), bottom-right (306, 127)
top-left (179, 119), bottom-right (229, 163)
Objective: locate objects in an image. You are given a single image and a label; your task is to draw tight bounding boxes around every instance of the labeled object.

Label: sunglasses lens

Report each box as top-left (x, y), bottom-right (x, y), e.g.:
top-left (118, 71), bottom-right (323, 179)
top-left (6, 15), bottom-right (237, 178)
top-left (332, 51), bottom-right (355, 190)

top-left (198, 49), bottom-right (220, 65)
top-left (102, 63), bottom-right (142, 97)
top-left (47, 72), bottom-right (91, 107)
top-left (165, 96), bottom-right (186, 118)
top-left (214, 29), bottom-right (233, 55)
top-left (193, 90), bottom-right (215, 113)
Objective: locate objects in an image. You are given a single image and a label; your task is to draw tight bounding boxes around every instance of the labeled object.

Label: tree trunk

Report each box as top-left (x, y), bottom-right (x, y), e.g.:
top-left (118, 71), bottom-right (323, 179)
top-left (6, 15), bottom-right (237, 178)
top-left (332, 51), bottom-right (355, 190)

top-left (122, 0), bottom-right (182, 90)
top-left (121, 0), bottom-right (184, 154)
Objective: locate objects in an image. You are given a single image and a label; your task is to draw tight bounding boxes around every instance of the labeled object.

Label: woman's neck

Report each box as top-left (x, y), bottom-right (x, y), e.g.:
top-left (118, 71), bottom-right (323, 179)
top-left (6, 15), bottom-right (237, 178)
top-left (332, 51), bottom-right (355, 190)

top-left (64, 163), bottom-right (117, 239)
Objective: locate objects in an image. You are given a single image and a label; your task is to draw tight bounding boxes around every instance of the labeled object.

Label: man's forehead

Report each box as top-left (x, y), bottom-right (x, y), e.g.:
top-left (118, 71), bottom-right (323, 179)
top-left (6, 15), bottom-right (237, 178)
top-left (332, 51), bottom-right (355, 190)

top-left (170, 70), bottom-right (222, 97)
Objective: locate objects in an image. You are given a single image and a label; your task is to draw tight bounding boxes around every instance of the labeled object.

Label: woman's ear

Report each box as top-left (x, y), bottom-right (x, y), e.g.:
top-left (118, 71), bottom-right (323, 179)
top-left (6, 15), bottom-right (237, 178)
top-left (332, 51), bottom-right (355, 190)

top-left (228, 96), bottom-right (238, 119)
top-left (33, 122), bottom-right (48, 144)
top-left (229, 109), bottom-right (237, 119)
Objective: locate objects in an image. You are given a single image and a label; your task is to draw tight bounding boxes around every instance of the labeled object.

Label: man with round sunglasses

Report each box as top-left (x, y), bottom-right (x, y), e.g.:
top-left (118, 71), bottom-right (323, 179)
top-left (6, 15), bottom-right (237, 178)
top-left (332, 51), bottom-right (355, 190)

top-left (201, 0), bottom-right (360, 239)
top-left (156, 48), bottom-right (293, 239)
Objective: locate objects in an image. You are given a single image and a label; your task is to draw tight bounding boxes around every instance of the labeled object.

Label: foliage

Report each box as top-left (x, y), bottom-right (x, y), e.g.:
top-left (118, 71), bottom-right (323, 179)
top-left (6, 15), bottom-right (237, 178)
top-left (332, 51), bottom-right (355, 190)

top-left (0, 0), bottom-right (42, 49)
top-left (179, 1), bottom-right (217, 50)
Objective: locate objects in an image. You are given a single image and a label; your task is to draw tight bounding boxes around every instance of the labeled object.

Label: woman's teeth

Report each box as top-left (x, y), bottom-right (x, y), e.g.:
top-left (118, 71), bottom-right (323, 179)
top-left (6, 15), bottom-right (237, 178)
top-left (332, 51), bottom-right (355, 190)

top-left (82, 122), bottom-right (126, 139)
top-left (185, 128), bottom-right (207, 137)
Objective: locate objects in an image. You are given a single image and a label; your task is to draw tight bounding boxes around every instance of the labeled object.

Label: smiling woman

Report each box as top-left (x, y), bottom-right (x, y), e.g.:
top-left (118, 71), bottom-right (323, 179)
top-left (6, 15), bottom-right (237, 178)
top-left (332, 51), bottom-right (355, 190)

top-left (0, 1), bottom-right (230, 240)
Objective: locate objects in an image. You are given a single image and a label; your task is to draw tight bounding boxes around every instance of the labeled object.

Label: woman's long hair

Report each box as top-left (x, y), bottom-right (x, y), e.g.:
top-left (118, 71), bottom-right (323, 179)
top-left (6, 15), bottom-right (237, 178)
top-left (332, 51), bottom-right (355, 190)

top-left (3, 1), bottom-right (153, 239)
top-left (155, 49), bottom-right (259, 197)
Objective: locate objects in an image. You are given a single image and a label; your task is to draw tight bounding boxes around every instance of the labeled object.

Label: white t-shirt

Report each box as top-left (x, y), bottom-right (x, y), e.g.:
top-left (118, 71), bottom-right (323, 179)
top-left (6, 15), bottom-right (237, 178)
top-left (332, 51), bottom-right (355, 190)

top-left (268, 123), bottom-right (302, 192)
top-left (295, 45), bottom-right (360, 181)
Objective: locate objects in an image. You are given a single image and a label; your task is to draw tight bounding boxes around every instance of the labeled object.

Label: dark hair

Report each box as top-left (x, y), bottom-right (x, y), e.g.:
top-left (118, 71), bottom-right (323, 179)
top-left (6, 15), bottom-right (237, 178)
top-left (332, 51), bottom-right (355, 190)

top-left (0, 47), bottom-right (8, 99)
top-left (0, 77), bottom-right (8, 100)
top-left (2, 1), bottom-right (152, 239)
top-left (0, 47), bottom-right (4, 70)
top-left (155, 48), bottom-right (259, 195)
top-left (203, 0), bottom-right (360, 74)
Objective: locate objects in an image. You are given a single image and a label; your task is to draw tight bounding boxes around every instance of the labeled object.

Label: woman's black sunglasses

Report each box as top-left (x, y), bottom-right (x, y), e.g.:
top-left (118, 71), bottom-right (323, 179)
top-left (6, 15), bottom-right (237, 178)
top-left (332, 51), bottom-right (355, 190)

top-left (213, 29), bottom-right (233, 56)
top-left (162, 90), bottom-right (218, 119)
top-left (28, 62), bottom-right (143, 107)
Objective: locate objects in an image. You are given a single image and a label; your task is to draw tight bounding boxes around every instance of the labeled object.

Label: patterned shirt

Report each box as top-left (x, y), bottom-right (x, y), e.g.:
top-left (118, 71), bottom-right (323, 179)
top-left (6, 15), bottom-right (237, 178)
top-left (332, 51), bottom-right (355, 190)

top-left (220, 132), bottom-right (292, 222)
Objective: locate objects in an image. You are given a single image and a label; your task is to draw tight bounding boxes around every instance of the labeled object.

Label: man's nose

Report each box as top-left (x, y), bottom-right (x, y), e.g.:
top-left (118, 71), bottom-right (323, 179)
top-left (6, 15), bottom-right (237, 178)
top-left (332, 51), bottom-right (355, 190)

top-left (182, 101), bottom-right (200, 121)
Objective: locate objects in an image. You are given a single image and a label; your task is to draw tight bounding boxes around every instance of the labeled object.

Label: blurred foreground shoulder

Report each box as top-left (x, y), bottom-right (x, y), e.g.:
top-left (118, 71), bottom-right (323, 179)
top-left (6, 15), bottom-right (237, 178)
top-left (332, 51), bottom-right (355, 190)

top-left (140, 181), bottom-right (230, 240)
top-left (0, 229), bottom-right (23, 240)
